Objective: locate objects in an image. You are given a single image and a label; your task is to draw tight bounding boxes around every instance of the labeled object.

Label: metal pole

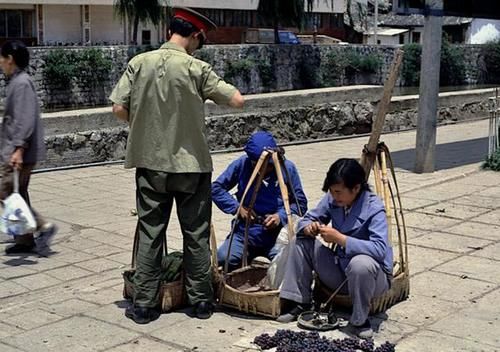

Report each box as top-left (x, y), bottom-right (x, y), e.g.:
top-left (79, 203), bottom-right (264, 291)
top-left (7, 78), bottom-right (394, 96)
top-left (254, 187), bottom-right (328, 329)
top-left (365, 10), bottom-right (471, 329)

top-left (415, 0), bottom-right (444, 173)
top-left (374, 0), bottom-right (378, 44)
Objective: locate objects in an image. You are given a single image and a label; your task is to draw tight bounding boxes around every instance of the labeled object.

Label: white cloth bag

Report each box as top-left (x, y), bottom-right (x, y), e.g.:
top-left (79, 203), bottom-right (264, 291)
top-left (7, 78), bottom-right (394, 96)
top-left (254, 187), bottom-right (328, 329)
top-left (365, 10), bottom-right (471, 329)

top-left (0, 169), bottom-right (37, 236)
top-left (266, 215), bottom-right (300, 289)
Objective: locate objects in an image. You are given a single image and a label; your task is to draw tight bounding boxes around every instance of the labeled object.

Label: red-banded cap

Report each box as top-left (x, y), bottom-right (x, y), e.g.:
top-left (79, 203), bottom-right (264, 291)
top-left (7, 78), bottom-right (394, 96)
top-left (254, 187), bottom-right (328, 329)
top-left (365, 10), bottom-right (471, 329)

top-left (173, 7), bottom-right (217, 33)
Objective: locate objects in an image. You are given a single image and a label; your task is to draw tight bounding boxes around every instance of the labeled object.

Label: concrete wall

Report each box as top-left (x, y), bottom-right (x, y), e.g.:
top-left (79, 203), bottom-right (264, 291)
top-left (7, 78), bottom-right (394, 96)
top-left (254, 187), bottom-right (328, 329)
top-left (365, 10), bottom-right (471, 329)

top-left (37, 87), bottom-right (494, 169)
top-left (365, 34), bottom-right (405, 45)
top-left (43, 5), bottom-right (82, 45)
top-left (90, 5), bottom-right (125, 45)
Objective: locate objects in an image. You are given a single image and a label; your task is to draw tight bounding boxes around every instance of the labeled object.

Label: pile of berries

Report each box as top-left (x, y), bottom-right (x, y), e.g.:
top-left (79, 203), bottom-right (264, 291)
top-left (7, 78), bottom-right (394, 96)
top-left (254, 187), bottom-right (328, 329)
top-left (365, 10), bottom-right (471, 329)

top-left (253, 329), bottom-right (396, 352)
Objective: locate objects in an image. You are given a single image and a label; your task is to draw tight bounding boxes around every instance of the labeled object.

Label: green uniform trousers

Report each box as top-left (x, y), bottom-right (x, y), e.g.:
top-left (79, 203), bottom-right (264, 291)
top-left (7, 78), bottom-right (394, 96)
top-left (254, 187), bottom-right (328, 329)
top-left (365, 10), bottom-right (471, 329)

top-left (133, 168), bottom-right (213, 308)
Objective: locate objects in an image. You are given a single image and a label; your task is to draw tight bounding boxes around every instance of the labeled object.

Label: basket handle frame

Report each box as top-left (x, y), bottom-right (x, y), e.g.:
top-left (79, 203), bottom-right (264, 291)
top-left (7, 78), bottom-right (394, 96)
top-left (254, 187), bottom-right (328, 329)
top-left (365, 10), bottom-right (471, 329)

top-left (222, 150), bottom-right (296, 274)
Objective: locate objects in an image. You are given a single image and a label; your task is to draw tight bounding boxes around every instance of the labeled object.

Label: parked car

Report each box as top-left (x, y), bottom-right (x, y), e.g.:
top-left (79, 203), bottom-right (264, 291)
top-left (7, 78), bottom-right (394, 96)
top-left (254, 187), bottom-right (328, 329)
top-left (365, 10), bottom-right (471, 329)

top-left (279, 31), bottom-right (300, 44)
top-left (245, 28), bottom-right (300, 44)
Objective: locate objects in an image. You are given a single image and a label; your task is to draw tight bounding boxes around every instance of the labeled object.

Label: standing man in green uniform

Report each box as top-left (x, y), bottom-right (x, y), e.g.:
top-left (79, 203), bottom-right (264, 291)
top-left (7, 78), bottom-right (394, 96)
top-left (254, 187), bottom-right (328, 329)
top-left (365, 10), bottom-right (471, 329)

top-left (110, 7), bottom-right (244, 324)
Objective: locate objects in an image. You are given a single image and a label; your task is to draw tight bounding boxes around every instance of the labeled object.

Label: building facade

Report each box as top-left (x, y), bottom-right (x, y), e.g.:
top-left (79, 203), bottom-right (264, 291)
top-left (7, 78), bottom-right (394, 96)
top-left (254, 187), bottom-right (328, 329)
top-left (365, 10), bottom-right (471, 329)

top-left (0, 0), bottom-right (347, 46)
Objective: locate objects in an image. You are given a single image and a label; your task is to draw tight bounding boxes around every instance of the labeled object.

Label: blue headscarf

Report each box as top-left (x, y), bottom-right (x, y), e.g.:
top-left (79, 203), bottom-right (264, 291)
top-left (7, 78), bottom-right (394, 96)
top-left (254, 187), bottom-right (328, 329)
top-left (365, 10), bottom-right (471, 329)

top-left (244, 131), bottom-right (278, 161)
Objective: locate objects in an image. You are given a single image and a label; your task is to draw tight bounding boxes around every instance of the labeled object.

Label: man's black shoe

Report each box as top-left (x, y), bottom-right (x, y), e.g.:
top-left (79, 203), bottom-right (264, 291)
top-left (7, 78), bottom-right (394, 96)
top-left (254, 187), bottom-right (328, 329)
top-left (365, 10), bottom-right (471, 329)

top-left (194, 301), bottom-right (214, 319)
top-left (5, 244), bottom-right (36, 255)
top-left (125, 305), bottom-right (160, 324)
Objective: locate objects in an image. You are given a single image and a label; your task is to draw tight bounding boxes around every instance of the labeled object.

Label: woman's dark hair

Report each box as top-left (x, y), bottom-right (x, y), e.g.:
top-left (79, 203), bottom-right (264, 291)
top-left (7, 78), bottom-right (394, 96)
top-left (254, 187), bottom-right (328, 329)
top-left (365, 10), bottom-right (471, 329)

top-left (169, 17), bottom-right (199, 37)
top-left (322, 158), bottom-right (370, 192)
top-left (1, 40), bottom-right (30, 70)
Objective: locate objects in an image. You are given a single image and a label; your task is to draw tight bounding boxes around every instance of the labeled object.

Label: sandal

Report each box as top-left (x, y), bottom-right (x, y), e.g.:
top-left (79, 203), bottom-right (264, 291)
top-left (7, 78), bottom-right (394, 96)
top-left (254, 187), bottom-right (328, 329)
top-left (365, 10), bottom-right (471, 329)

top-left (297, 310), bottom-right (341, 331)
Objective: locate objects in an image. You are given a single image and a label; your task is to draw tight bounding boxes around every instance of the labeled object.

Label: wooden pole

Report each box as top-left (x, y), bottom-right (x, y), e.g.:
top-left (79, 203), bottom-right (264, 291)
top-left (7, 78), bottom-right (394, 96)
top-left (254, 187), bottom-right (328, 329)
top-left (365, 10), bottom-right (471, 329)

top-left (380, 150), bottom-right (393, 246)
top-left (415, 0), bottom-right (444, 173)
top-left (374, 0), bottom-right (379, 44)
top-left (361, 49), bottom-right (404, 179)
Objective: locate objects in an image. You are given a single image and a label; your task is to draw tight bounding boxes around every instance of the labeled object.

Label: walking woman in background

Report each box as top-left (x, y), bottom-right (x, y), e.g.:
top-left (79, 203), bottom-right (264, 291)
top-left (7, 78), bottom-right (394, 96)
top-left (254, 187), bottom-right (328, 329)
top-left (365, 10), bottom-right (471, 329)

top-left (0, 40), bottom-right (57, 254)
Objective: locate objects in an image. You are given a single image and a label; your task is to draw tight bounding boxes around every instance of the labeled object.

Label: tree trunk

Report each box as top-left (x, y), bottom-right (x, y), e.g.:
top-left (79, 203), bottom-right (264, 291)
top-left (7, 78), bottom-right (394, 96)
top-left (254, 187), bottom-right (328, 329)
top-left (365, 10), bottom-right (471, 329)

top-left (273, 18), bottom-right (280, 44)
top-left (132, 15), bottom-right (140, 45)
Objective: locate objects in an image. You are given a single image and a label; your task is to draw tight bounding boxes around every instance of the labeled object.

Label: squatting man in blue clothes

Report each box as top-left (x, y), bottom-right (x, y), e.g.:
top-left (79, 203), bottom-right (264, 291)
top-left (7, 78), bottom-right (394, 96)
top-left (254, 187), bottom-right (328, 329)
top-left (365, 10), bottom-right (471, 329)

top-left (212, 131), bottom-right (308, 271)
top-left (277, 158), bottom-right (393, 339)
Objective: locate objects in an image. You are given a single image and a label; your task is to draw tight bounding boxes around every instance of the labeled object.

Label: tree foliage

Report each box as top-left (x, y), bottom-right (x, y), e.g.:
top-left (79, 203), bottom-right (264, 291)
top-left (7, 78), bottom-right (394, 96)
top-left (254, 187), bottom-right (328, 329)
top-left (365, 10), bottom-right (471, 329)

top-left (257, 0), bottom-right (334, 43)
top-left (114, 0), bottom-right (168, 44)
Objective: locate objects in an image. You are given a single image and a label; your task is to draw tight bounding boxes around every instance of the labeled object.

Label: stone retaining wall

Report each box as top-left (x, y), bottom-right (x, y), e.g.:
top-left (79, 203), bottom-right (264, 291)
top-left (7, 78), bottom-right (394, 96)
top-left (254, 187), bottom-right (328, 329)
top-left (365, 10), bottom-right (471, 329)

top-left (38, 87), bottom-right (494, 169)
top-left (0, 44), bottom-right (488, 110)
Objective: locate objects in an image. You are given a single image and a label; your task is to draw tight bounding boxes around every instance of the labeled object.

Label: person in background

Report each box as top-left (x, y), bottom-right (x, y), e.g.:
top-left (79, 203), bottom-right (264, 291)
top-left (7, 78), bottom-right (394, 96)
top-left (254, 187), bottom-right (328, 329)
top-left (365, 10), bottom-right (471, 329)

top-left (110, 7), bottom-right (244, 324)
top-left (277, 158), bottom-right (393, 339)
top-left (0, 40), bottom-right (57, 255)
top-left (213, 131), bottom-right (307, 271)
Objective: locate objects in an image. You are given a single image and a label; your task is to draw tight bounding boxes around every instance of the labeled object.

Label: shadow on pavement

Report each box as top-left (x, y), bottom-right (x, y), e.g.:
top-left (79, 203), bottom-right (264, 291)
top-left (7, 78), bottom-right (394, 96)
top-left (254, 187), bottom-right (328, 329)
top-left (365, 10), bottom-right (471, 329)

top-left (2, 249), bottom-right (58, 266)
top-left (387, 137), bottom-right (488, 171)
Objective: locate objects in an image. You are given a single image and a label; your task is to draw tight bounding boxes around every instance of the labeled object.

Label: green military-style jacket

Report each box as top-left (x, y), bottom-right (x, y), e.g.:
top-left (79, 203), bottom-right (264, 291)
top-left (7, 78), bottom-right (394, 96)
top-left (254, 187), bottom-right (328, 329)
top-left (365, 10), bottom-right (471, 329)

top-left (110, 42), bottom-right (237, 173)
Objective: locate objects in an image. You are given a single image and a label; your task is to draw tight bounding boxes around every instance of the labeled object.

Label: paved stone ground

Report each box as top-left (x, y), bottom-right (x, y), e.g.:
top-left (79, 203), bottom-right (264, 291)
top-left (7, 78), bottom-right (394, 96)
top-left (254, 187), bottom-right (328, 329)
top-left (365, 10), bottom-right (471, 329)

top-left (0, 119), bottom-right (499, 352)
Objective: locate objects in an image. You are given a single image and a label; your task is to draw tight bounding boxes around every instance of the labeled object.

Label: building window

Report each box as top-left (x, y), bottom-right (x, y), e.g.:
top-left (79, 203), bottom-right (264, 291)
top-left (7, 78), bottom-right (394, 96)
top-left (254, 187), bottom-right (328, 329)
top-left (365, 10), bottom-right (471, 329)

top-left (0, 12), bottom-right (6, 37)
top-left (399, 33), bottom-right (405, 44)
top-left (412, 31), bottom-right (420, 43)
top-left (7, 11), bottom-right (22, 38)
top-left (305, 13), bottom-right (321, 30)
top-left (142, 30), bottom-right (151, 45)
top-left (0, 10), bottom-right (35, 38)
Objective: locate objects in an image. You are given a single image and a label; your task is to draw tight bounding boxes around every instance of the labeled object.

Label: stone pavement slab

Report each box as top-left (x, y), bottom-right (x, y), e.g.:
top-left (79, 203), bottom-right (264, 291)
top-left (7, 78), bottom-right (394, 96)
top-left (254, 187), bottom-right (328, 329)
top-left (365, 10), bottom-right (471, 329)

top-left (2, 316), bottom-right (141, 352)
top-left (471, 242), bottom-right (500, 261)
top-left (105, 337), bottom-right (184, 352)
top-left (444, 221), bottom-right (500, 241)
top-left (433, 256), bottom-right (500, 284)
top-left (406, 245), bottom-right (459, 276)
top-left (410, 271), bottom-right (495, 303)
top-left (408, 231), bottom-right (493, 254)
top-left (0, 119), bottom-right (499, 351)
top-left (0, 343), bottom-right (24, 352)
top-left (395, 330), bottom-right (497, 352)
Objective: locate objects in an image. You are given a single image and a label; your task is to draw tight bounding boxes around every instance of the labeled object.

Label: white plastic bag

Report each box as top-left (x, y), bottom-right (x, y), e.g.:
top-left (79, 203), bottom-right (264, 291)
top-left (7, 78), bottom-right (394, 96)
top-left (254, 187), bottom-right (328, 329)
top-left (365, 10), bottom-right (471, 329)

top-left (266, 215), bottom-right (300, 289)
top-left (0, 169), bottom-right (36, 237)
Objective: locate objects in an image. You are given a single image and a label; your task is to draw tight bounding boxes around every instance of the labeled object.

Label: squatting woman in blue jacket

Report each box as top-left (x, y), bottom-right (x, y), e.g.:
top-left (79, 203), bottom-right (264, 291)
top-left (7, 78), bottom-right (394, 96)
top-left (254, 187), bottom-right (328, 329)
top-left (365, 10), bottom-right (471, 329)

top-left (277, 158), bottom-right (393, 339)
top-left (212, 131), bottom-right (307, 271)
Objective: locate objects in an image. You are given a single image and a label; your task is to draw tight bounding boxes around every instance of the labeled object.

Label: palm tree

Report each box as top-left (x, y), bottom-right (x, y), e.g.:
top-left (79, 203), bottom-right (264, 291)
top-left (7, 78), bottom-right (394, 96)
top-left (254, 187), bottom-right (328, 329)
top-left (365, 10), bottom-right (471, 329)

top-left (257, 0), bottom-right (333, 43)
top-left (114, 0), bottom-right (168, 45)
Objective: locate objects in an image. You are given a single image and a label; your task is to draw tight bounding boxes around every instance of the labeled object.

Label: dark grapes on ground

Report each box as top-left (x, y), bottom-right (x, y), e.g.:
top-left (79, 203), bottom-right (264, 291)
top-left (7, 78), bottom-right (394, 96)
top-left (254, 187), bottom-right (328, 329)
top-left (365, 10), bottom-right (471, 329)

top-left (252, 329), bottom-right (396, 352)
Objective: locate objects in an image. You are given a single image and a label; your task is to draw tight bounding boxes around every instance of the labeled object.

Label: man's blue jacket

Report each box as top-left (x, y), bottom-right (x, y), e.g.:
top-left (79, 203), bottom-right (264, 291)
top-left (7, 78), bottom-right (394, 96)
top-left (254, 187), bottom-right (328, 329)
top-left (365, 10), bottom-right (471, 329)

top-left (212, 155), bottom-right (308, 248)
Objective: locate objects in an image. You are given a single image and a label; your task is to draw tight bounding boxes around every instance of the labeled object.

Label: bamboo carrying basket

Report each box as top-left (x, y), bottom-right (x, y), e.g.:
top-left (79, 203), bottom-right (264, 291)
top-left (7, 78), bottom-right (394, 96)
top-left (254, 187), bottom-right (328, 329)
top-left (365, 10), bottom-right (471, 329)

top-left (214, 150), bottom-right (296, 318)
top-left (123, 226), bottom-right (186, 312)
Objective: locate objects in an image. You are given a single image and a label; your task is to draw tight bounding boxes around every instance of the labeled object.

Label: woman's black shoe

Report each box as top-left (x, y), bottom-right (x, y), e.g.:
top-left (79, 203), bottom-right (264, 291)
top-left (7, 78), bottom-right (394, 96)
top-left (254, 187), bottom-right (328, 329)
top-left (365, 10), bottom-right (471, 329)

top-left (5, 244), bottom-right (35, 255)
top-left (125, 305), bottom-right (160, 324)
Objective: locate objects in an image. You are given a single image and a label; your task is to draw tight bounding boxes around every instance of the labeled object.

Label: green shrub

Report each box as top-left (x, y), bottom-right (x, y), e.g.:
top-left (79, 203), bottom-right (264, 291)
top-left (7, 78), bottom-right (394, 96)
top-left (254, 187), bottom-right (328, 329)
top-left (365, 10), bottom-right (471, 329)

top-left (76, 48), bottom-right (112, 87)
top-left (401, 43), bottom-right (422, 86)
top-left (482, 40), bottom-right (500, 84)
top-left (321, 50), bottom-right (382, 87)
top-left (321, 51), bottom-right (348, 86)
top-left (402, 39), bottom-right (467, 87)
top-left (44, 49), bottom-right (78, 89)
top-left (44, 48), bottom-right (112, 89)
top-left (256, 61), bottom-right (275, 89)
top-left (440, 38), bottom-right (466, 86)
top-left (345, 50), bottom-right (382, 76)
top-left (224, 59), bottom-right (254, 84)
top-left (193, 49), bottom-right (213, 64)
top-left (482, 149), bottom-right (500, 171)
